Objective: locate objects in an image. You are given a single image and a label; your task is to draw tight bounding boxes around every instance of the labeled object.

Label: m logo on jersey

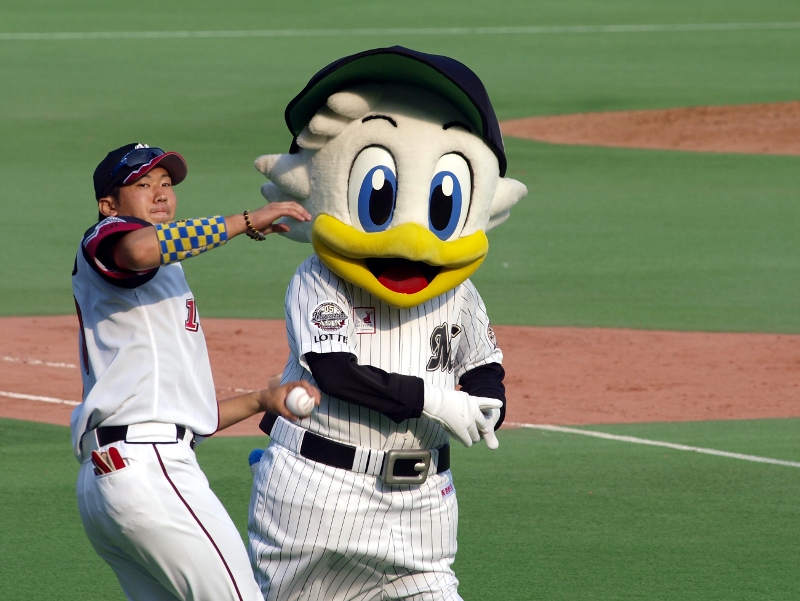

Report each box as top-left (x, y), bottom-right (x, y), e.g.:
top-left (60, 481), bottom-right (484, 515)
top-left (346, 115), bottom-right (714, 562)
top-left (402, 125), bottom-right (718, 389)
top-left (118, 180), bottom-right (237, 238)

top-left (426, 323), bottom-right (462, 373)
top-left (353, 307), bottom-right (376, 334)
top-left (311, 302), bottom-right (348, 332)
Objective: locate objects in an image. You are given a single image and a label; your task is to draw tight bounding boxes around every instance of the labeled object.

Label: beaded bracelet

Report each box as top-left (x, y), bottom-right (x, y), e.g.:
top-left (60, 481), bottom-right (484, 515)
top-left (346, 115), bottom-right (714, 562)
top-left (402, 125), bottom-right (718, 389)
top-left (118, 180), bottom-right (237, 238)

top-left (243, 210), bottom-right (267, 241)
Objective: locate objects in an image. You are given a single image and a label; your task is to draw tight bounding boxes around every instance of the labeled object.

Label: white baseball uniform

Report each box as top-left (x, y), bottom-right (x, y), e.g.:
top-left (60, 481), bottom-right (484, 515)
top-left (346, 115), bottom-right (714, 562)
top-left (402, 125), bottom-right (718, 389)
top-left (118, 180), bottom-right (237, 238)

top-left (72, 215), bottom-right (262, 601)
top-left (248, 254), bottom-right (503, 600)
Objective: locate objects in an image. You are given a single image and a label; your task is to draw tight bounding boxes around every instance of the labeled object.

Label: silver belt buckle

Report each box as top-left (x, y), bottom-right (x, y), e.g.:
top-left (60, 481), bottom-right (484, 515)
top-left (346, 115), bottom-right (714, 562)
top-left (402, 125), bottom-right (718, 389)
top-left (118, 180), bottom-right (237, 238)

top-left (381, 449), bottom-right (432, 485)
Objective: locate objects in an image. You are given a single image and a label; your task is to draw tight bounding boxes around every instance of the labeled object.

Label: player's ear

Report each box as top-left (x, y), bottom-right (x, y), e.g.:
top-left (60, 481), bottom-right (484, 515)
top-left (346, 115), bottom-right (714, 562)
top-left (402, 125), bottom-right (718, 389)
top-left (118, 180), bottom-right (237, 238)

top-left (97, 190), bottom-right (120, 218)
top-left (97, 198), bottom-right (116, 218)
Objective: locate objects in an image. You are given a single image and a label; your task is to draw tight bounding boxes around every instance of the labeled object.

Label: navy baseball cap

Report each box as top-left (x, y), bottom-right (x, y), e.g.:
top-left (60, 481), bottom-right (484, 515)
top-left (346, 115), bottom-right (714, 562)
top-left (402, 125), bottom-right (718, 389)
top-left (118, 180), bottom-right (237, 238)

top-left (93, 143), bottom-right (188, 200)
top-left (285, 46), bottom-right (507, 176)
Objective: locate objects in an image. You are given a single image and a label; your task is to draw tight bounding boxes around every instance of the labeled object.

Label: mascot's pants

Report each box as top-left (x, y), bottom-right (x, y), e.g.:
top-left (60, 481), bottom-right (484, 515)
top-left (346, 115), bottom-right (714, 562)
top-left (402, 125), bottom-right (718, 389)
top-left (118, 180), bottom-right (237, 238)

top-left (77, 439), bottom-right (263, 601)
top-left (248, 435), bottom-right (462, 601)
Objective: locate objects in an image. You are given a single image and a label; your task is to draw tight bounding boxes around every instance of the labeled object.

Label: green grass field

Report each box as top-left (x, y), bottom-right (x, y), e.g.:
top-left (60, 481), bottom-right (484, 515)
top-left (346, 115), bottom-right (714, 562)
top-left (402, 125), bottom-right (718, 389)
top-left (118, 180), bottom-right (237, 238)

top-left (2, 0), bottom-right (800, 330)
top-left (3, 3), bottom-right (800, 600)
top-left (3, 418), bottom-right (799, 601)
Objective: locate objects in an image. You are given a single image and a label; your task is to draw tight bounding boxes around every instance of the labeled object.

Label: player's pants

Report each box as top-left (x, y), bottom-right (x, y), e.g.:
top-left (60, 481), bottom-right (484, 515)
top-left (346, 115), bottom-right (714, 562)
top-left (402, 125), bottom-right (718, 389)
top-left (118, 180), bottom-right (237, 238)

top-left (76, 436), bottom-right (262, 601)
top-left (248, 431), bottom-right (462, 601)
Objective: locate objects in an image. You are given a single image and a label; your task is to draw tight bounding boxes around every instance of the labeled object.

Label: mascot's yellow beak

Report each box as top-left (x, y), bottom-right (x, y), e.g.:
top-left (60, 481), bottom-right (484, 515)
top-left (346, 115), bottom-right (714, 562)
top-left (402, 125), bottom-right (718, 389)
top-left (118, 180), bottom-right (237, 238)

top-left (311, 214), bottom-right (488, 309)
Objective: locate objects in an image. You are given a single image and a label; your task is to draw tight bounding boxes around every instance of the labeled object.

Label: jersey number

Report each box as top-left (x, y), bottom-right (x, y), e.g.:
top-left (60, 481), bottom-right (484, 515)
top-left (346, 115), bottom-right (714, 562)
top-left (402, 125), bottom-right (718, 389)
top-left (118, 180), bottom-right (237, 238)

top-left (185, 298), bottom-right (199, 332)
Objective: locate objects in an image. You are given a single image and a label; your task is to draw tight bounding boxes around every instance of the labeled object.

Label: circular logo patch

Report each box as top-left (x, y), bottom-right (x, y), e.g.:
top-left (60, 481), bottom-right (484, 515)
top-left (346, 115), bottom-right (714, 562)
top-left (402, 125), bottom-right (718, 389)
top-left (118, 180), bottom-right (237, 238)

top-left (311, 302), bottom-right (348, 332)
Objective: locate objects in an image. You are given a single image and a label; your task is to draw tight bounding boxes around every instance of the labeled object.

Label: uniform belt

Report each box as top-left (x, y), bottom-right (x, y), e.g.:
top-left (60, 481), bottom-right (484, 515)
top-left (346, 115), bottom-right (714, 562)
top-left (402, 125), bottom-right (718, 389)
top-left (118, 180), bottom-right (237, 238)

top-left (80, 422), bottom-right (194, 460)
top-left (268, 417), bottom-right (449, 486)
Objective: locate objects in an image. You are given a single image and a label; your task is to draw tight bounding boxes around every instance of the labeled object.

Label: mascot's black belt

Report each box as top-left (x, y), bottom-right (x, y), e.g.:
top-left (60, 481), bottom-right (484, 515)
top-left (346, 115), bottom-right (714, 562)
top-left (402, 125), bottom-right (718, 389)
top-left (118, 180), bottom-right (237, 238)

top-left (267, 416), bottom-right (449, 486)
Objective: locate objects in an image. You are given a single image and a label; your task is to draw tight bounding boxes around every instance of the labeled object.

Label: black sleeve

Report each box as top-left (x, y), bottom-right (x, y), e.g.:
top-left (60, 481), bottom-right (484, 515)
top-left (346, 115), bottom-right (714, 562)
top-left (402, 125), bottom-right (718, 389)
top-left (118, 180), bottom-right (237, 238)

top-left (304, 352), bottom-right (424, 424)
top-left (459, 363), bottom-right (506, 430)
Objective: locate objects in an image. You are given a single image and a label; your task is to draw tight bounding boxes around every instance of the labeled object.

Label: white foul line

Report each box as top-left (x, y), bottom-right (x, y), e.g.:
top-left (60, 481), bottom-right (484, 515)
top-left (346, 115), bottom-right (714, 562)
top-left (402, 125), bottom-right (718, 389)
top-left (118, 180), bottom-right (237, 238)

top-left (0, 395), bottom-right (796, 468)
top-left (3, 356), bottom-right (77, 369)
top-left (0, 391), bottom-right (80, 406)
top-left (506, 422), bottom-right (800, 469)
top-left (0, 388), bottom-right (255, 408)
top-left (1, 22), bottom-right (800, 41)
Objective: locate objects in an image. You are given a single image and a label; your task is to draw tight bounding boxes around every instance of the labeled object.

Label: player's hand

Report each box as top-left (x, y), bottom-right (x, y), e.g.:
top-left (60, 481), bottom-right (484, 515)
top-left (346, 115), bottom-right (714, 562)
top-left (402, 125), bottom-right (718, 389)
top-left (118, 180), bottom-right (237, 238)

top-left (478, 407), bottom-right (502, 450)
top-left (216, 381), bottom-right (320, 431)
top-left (257, 380), bottom-right (320, 421)
top-left (422, 385), bottom-right (503, 448)
top-left (247, 201), bottom-right (312, 235)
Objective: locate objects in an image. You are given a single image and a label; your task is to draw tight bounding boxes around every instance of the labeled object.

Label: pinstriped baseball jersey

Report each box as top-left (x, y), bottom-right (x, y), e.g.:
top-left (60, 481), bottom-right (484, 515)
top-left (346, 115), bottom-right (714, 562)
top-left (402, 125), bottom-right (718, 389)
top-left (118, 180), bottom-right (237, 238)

top-left (281, 254), bottom-right (503, 449)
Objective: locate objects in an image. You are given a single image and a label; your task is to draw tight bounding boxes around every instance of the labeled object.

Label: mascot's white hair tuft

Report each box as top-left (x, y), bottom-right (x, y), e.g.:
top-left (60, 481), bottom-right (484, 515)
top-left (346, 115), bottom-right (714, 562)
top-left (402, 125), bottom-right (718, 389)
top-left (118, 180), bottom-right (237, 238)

top-left (255, 85), bottom-right (385, 242)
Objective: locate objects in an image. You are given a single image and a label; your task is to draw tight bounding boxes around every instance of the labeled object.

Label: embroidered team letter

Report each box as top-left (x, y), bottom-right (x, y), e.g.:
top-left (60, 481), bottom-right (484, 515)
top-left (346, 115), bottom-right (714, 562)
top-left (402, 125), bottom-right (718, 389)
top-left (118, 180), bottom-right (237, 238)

top-left (426, 323), bottom-right (462, 372)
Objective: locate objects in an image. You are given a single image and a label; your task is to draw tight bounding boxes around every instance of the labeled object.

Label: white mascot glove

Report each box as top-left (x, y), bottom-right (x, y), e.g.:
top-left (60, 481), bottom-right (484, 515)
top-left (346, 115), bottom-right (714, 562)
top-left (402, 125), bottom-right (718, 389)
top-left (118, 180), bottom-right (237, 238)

top-left (423, 384), bottom-right (503, 448)
top-left (478, 408), bottom-right (502, 450)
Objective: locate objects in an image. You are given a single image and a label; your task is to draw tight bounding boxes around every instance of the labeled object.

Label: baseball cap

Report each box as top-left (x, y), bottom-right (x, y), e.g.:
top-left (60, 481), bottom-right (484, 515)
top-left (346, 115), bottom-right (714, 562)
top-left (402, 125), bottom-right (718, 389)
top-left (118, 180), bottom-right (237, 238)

top-left (285, 46), bottom-right (507, 176)
top-left (93, 143), bottom-right (188, 200)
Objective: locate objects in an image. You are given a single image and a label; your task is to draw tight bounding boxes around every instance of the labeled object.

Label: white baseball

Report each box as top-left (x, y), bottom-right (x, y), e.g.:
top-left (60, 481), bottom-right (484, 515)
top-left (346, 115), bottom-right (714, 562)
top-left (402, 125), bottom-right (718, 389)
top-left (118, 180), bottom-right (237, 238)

top-left (285, 387), bottom-right (315, 417)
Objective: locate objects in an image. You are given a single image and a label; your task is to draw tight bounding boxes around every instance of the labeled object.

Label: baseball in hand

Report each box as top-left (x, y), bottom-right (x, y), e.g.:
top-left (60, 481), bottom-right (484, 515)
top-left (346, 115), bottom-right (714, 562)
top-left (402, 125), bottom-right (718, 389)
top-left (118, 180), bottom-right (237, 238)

top-left (285, 386), bottom-right (315, 417)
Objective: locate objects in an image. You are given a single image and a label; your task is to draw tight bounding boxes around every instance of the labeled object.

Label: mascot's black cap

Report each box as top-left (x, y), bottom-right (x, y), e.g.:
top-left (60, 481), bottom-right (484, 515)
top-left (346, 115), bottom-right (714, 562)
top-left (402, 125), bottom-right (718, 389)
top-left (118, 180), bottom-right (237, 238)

top-left (285, 46), bottom-right (507, 176)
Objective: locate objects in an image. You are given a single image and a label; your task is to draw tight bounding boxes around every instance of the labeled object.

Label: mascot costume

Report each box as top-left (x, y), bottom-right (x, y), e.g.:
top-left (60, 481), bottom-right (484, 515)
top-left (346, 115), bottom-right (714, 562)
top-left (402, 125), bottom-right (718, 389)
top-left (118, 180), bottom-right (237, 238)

top-left (248, 46), bottom-right (527, 600)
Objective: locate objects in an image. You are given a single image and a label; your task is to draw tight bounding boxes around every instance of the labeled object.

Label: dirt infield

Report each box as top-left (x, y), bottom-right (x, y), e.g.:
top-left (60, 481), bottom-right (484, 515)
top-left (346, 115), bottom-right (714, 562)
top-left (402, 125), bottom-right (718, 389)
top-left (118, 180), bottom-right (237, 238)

top-left (1, 316), bottom-right (798, 436)
top-left (500, 101), bottom-right (800, 155)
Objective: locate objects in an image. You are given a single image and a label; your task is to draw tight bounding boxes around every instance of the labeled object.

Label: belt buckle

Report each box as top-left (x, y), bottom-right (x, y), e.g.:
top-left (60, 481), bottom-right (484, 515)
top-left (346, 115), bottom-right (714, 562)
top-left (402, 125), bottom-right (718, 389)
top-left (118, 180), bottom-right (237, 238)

top-left (381, 449), bottom-right (431, 485)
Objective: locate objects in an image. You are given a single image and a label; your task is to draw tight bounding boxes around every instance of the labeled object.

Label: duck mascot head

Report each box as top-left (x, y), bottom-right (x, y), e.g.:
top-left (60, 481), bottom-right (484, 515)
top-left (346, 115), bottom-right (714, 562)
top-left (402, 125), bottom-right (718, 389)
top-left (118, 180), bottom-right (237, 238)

top-left (255, 46), bottom-right (527, 308)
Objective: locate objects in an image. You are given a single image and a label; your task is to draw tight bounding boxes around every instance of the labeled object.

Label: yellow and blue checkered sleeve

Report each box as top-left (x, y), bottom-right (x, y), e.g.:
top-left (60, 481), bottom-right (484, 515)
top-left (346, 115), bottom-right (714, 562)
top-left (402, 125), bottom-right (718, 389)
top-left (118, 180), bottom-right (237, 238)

top-left (154, 216), bottom-right (228, 265)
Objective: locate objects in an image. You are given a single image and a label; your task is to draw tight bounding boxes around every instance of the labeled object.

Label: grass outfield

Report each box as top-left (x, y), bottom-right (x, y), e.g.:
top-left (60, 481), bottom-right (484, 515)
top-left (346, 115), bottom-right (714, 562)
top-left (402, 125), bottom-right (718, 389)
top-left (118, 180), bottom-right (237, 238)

top-left (3, 418), bottom-right (799, 600)
top-left (2, 1), bottom-right (800, 331)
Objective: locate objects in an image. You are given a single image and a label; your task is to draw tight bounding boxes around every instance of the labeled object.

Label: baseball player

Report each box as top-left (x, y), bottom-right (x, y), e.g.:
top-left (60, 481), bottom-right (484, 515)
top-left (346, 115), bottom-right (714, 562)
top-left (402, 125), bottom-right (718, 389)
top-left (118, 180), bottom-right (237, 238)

top-left (72, 142), bottom-right (319, 601)
top-left (248, 47), bottom-right (526, 600)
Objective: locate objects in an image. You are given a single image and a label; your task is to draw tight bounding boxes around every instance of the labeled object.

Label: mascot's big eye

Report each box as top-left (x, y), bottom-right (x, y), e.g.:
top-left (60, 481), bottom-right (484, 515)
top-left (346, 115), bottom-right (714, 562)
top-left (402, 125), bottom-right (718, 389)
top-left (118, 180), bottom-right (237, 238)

top-left (348, 146), bottom-right (398, 233)
top-left (428, 154), bottom-right (471, 241)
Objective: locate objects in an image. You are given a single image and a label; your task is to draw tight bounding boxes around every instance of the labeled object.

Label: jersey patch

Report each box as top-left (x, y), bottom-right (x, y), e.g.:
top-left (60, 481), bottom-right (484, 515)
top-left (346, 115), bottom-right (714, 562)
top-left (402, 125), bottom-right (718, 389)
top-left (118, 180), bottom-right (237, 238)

top-left (311, 302), bottom-right (348, 332)
top-left (439, 480), bottom-right (455, 499)
top-left (487, 323), bottom-right (497, 348)
top-left (426, 323), bottom-right (462, 373)
top-left (353, 307), bottom-right (376, 334)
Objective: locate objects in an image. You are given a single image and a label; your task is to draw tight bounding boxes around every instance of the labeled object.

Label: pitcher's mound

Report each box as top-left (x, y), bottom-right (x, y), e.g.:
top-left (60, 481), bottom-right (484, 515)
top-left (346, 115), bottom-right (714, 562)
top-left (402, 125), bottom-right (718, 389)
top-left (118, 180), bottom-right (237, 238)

top-left (501, 101), bottom-right (800, 155)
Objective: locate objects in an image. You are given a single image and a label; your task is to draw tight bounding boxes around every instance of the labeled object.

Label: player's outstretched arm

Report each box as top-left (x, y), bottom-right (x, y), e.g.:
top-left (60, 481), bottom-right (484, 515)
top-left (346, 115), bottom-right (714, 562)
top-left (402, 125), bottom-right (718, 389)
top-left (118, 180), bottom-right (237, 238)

top-left (225, 201), bottom-right (312, 238)
top-left (112, 201), bottom-right (312, 271)
top-left (216, 380), bottom-right (320, 432)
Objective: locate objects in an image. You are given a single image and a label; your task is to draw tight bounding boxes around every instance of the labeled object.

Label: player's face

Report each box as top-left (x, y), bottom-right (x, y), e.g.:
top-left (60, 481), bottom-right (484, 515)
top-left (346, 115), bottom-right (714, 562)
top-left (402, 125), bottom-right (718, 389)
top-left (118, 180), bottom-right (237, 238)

top-left (100, 167), bottom-right (178, 224)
